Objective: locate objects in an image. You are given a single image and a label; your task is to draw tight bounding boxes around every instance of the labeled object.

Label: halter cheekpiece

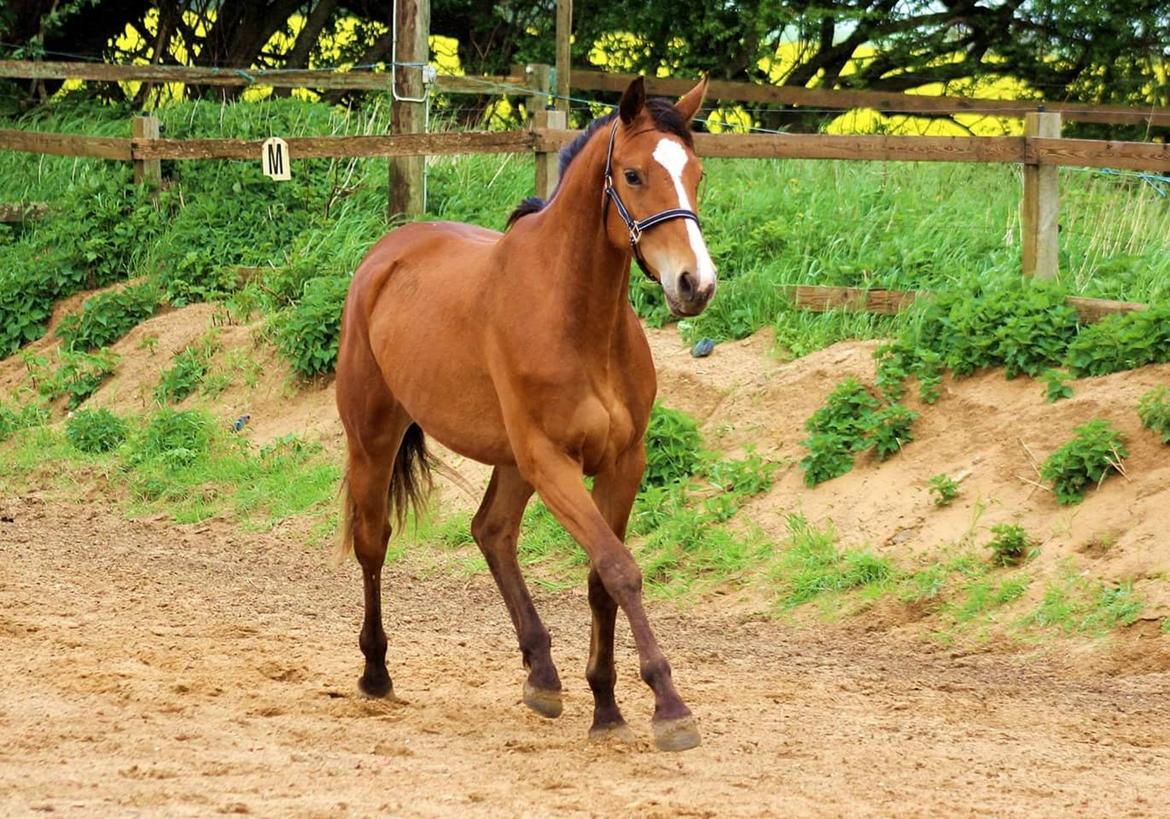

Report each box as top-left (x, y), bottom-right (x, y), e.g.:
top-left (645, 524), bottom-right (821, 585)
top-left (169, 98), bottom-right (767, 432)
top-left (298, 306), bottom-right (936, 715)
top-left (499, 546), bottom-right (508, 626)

top-left (602, 119), bottom-right (701, 281)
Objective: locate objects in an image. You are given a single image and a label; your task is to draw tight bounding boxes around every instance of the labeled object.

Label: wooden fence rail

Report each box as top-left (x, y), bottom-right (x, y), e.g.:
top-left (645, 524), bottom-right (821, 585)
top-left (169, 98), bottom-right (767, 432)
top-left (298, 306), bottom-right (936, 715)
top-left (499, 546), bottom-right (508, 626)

top-left (0, 59), bottom-right (526, 96)
top-left (4, 59), bottom-right (1170, 128)
top-left (4, 114), bottom-right (1170, 282)
top-left (5, 125), bottom-right (1170, 172)
top-left (783, 286), bottom-right (1148, 324)
top-left (572, 69), bottom-right (1170, 128)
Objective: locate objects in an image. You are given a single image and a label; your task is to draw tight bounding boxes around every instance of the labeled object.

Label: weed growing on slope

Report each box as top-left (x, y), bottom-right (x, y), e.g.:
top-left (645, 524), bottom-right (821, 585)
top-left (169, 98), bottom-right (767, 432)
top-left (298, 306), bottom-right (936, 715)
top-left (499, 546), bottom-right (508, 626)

top-left (928, 473), bottom-right (960, 506)
top-left (39, 348), bottom-right (120, 409)
top-left (65, 407), bottom-right (129, 453)
top-left (799, 378), bottom-right (917, 485)
top-left (642, 403), bottom-right (703, 489)
top-left (986, 523), bottom-right (1034, 566)
top-left (155, 334), bottom-right (218, 404)
top-left (1040, 419), bottom-right (1129, 505)
top-left (0, 401), bottom-right (48, 442)
top-left (57, 282), bottom-right (161, 352)
top-left (770, 514), bottom-right (894, 611)
top-left (1021, 566), bottom-right (1143, 634)
top-left (1040, 369), bottom-right (1074, 402)
top-left (1137, 386), bottom-right (1170, 444)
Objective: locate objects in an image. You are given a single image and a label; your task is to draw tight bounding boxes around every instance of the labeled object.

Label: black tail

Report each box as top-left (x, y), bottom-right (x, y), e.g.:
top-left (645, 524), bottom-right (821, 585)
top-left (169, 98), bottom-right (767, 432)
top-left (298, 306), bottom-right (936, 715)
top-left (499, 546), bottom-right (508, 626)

top-left (506, 196), bottom-right (545, 230)
top-left (336, 423), bottom-right (433, 564)
top-left (388, 423), bottom-right (433, 530)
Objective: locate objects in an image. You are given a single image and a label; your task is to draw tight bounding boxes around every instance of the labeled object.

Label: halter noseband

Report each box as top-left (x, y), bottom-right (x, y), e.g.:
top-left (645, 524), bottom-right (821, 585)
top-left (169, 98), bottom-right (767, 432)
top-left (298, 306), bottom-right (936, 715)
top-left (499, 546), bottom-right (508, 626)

top-left (602, 119), bottom-right (701, 282)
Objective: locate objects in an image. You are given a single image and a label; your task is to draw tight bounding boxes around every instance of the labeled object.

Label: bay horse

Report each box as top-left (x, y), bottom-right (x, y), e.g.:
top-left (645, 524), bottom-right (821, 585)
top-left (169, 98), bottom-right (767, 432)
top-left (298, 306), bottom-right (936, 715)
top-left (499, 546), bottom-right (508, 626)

top-left (334, 76), bottom-right (717, 752)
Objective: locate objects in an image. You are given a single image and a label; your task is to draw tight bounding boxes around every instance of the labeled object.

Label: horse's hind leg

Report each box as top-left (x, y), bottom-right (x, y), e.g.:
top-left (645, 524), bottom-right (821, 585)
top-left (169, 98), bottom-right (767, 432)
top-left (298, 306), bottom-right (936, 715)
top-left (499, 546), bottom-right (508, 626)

top-left (472, 466), bottom-right (563, 717)
top-left (340, 401), bottom-right (412, 699)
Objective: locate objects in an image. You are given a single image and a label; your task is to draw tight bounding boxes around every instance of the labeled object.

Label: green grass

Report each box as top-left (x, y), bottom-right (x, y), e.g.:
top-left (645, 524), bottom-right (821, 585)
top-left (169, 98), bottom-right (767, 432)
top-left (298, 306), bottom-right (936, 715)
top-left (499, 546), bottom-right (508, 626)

top-left (1018, 563), bottom-right (1145, 635)
top-left (0, 411), bottom-right (340, 533)
top-left (3, 95), bottom-right (1170, 374)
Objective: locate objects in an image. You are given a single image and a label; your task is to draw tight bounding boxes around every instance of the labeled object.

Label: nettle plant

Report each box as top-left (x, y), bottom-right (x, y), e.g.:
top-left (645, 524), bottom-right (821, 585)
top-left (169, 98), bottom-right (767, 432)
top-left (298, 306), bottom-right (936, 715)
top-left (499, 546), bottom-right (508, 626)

top-left (57, 282), bottom-right (161, 352)
top-left (928, 473), bottom-right (960, 507)
top-left (1040, 419), bottom-right (1129, 505)
top-left (799, 378), bottom-right (918, 486)
top-left (987, 523), bottom-right (1034, 567)
top-left (1138, 386), bottom-right (1170, 444)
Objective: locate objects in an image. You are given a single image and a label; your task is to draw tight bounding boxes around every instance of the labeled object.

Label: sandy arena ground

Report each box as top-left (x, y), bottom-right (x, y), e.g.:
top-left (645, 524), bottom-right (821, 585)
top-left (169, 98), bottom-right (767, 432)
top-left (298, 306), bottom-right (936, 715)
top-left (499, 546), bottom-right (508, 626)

top-left (2, 493), bottom-right (1168, 817)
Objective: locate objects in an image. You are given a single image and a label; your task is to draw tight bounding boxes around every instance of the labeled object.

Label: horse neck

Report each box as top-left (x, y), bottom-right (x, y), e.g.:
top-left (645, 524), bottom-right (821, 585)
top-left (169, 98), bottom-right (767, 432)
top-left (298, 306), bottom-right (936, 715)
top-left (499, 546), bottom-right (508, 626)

top-left (532, 132), bottom-right (633, 344)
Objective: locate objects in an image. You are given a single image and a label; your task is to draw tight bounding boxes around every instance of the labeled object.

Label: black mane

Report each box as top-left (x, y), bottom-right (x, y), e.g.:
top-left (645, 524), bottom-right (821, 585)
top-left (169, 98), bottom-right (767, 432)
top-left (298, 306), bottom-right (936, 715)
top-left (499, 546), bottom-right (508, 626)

top-left (505, 98), bottom-right (694, 230)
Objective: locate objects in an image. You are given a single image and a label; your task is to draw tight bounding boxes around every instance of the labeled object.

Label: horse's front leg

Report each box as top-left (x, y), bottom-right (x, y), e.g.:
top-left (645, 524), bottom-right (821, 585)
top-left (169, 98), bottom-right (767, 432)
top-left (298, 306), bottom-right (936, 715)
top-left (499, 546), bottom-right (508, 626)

top-left (522, 440), bottom-right (700, 751)
top-left (585, 443), bottom-right (646, 742)
top-left (472, 465), bottom-right (562, 717)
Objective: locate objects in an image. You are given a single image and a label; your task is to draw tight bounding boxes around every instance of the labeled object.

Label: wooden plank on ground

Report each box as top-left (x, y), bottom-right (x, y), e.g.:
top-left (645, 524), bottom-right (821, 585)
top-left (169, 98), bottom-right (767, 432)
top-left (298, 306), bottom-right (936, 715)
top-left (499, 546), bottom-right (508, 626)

top-left (0, 203), bottom-right (49, 222)
top-left (0, 128), bottom-right (132, 160)
top-left (1064, 296), bottom-right (1148, 323)
top-left (784, 286), bottom-right (925, 315)
top-left (131, 130), bottom-right (535, 160)
top-left (783, 285), bottom-right (1147, 324)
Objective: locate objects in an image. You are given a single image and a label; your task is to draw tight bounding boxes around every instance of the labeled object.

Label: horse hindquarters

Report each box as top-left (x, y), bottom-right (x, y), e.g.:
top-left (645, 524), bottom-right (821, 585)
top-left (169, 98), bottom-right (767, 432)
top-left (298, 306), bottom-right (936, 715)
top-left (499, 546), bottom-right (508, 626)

top-left (335, 303), bottom-right (423, 698)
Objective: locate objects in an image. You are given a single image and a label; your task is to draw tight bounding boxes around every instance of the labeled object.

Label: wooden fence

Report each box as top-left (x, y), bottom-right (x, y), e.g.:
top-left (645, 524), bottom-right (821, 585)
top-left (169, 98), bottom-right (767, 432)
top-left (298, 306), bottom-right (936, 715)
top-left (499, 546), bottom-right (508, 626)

top-left (5, 59), bottom-right (1170, 128)
top-left (4, 61), bottom-right (1170, 281)
top-left (783, 285), bottom-right (1149, 324)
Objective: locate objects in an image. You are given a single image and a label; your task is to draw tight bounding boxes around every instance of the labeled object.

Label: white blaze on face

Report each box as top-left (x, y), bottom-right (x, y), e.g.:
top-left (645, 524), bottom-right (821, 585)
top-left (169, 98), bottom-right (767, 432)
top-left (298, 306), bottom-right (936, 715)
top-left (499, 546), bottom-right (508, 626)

top-left (651, 138), bottom-right (717, 291)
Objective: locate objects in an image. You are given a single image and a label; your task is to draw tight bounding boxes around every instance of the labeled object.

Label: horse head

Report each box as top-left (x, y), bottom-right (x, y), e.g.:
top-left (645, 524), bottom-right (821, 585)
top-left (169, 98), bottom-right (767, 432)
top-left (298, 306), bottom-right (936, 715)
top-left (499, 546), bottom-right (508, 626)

top-left (604, 76), bottom-right (717, 317)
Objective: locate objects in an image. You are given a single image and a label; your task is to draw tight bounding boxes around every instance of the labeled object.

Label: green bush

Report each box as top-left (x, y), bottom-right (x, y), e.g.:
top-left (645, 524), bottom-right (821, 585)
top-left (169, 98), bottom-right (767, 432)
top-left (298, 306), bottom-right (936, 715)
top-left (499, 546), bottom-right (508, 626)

top-left (1138, 386), bottom-right (1170, 444)
top-left (1064, 305), bottom-right (1170, 377)
top-left (0, 174), bottom-right (163, 358)
top-left (805, 378), bottom-right (880, 449)
top-left (39, 349), bottom-right (120, 409)
top-left (66, 407), bottom-right (129, 453)
top-left (271, 274), bottom-right (350, 378)
top-left (642, 403), bottom-right (702, 489)
top-left (876, 279), bottom-right (1080, 397)
top-left (987, 523), bottom-right (1033, 566)
top-left (867, 403), bottom-right (919, 460)
top-left (130, 408), bottom-right (216, 467)
top-left (800, 378), bottom-right (918, 484)
top-left (57, 282), bottom-right (161, 352)
top-left (1040, 419), bottom-right (1129, 505)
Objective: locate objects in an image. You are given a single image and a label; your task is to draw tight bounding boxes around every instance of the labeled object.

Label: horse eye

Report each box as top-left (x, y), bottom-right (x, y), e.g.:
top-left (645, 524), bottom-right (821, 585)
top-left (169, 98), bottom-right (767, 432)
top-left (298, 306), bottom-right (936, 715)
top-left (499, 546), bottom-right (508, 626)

top-left (623, 169), bottom-right (642, 186)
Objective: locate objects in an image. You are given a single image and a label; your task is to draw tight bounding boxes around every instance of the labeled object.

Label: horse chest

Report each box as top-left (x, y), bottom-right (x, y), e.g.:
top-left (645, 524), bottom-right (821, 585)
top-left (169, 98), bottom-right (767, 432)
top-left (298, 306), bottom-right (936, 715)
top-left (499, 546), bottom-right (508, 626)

top-left (575, 389), bottom-right (637, 473)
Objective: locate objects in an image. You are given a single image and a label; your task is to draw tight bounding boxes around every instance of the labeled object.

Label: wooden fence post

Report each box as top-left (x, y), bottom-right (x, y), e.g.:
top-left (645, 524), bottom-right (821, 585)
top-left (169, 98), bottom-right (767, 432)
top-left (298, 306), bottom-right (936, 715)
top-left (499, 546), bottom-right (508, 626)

top-left (527, 63), bottom-right (552, 114)
top-left (389, 0), bottom-right (430, 219)
top-left (555, 0), bottom-right (571, 113)
top-left (533, 107), bottom-right (566, 199)
top-left (132, 114), bottom-right (161, 190)
top-left (1022, 111), bottom-right (1061, 280)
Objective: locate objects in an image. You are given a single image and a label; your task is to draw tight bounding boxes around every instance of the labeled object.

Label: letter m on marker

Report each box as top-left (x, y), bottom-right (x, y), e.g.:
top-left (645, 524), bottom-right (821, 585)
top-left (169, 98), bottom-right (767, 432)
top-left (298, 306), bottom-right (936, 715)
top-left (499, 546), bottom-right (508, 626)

top-left (267, 142), bottom-right (283, 176)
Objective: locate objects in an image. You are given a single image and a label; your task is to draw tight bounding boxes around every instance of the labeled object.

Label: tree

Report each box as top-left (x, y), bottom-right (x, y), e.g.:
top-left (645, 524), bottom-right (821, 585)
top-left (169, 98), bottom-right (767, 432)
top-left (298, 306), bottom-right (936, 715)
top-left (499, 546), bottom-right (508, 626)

top-left (2, 0), bottom-right (1167, 136)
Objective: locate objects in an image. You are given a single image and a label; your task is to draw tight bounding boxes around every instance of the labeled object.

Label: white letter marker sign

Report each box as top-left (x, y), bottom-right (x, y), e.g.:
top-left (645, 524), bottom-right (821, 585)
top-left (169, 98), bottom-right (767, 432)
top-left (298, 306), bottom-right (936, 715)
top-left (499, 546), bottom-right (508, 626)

top-left (261, 137), bottom-right (291, 181)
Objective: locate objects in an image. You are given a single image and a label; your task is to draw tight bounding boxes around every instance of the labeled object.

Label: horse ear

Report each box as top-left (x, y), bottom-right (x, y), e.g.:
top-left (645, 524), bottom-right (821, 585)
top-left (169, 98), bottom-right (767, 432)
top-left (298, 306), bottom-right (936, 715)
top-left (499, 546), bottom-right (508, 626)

top-left (619, 76), bottom-right (646, 124)
top-left (675, 75), bottom-right (708, 123)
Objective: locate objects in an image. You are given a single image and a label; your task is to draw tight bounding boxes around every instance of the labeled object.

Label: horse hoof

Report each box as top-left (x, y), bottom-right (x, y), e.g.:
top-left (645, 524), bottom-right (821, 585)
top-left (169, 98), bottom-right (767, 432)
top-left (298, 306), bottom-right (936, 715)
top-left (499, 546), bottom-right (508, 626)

top-left (588, 722), bottom-right (637, 744)
top-left (522, 681), bottom-right (563, 718)
top-left (652, 715), bottom-right (701, 752)
top-left (357, 673), bottom-right (394, 699)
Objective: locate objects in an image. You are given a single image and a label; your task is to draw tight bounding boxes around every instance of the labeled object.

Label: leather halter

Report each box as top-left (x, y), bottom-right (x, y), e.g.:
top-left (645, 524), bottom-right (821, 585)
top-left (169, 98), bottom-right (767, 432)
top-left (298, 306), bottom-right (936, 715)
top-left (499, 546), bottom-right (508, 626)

top-left (602, 119), bottom-right (701, 282)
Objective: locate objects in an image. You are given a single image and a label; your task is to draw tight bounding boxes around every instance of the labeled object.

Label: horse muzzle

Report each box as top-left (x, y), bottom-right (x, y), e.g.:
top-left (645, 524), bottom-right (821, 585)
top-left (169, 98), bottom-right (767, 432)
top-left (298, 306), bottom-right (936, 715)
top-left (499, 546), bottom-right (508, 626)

top-left (663, 268), bottom-right (717, 317)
